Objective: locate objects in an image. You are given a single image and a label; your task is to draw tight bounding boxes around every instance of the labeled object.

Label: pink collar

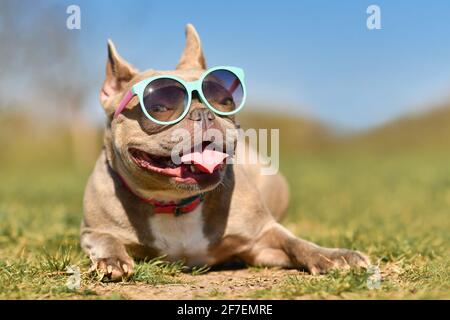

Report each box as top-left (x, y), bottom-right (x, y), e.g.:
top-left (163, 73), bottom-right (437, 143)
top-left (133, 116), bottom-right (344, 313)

top-left (114, 171), bottom-right (204, 216)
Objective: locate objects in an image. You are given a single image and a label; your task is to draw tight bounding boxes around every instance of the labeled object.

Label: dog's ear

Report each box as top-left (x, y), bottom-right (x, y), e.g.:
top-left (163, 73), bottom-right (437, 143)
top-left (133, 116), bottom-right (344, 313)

top-left (176, 24), bottom-right (206, 70)
top-left (100, 39), bottom-right (138, 113)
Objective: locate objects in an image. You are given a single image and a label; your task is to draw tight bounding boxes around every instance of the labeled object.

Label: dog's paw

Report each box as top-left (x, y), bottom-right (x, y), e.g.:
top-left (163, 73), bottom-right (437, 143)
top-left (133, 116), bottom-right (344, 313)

top-left (305, 248), bottom-right (370, 275)
top-left (92, 257), bottom-right (134, 281)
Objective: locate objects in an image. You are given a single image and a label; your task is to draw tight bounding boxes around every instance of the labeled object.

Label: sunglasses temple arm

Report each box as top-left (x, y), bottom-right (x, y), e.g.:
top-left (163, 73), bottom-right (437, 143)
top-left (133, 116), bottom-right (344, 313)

top-left (229, 78), bottom-right (240, 94)
top-left (113, 90), bottom-right (134, 118)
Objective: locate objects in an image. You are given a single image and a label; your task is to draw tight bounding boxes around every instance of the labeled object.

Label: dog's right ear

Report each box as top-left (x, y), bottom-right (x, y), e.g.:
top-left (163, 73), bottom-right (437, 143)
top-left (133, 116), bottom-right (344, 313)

top-left (100, 40), bottom-right (138, 114)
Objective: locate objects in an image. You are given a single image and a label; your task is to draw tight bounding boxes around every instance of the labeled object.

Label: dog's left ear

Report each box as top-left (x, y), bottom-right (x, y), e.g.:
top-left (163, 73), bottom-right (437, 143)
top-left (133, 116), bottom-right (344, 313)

top-left (100, 39), bottom-right (138, 114)
top-left (176, 24), bottom-right (206, 70)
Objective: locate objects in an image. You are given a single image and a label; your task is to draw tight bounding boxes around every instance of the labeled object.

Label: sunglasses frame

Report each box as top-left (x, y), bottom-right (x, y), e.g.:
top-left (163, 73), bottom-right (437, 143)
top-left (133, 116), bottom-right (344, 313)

top-left (114, 66), bottom-right (246, 125)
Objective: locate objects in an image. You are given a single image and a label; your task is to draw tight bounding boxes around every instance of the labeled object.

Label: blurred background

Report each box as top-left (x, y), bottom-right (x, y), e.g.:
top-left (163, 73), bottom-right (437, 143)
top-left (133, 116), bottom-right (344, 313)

top-left (2, 0), bottom-right (450, 168)
top-left (0, 0), bottom-right (450, 298)
top-left (0, 0), bottom-right (449, 298)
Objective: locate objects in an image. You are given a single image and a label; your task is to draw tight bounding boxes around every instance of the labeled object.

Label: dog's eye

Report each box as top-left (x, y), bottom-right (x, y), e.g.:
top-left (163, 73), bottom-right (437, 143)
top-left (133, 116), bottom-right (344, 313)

top-left (220, 98), bottom-right (234, 106)
top-left (149, 105), bottom-right (169, 113)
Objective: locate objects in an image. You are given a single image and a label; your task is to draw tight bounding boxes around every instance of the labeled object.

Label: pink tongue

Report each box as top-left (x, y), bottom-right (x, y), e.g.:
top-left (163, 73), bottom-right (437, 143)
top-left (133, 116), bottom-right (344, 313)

top-left (181, 149), bottom-right (229, 174)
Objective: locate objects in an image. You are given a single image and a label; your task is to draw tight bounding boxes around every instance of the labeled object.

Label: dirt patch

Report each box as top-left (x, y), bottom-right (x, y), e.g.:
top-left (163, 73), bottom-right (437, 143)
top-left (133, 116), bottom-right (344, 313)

top-left (90, 268), bottom-right (302, 300)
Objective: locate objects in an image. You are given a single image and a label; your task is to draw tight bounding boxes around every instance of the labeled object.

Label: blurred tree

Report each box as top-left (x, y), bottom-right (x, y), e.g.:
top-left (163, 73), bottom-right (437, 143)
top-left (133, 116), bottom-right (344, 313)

top-left (0, 0), bottom-right (98, 168)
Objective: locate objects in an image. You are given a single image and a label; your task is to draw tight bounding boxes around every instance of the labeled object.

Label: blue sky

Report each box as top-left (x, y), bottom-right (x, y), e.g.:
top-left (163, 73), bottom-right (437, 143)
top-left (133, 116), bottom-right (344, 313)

top-left (56, 0), bottom-right (450, 128)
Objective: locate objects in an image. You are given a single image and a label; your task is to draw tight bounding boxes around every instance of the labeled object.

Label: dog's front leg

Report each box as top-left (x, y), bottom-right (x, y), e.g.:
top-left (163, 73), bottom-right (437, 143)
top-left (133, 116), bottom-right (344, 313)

top-left (81, 230), bottom-right (134, 280)
top-left (240, 222), bottom-right (370, 274)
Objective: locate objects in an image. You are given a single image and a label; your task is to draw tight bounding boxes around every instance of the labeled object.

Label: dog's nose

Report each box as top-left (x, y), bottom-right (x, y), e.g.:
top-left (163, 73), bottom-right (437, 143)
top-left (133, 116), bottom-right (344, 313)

top-left (188, 108), bottom-right (215, 128)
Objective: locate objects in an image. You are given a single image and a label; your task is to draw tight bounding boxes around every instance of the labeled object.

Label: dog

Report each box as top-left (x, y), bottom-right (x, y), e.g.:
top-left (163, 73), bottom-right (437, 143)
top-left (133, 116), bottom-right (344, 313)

top-left (81, 24), bottom-right (370, 280)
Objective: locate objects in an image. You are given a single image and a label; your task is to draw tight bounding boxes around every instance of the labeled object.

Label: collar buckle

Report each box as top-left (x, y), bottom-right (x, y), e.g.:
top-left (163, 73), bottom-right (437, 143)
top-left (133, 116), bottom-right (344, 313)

top-left (112, 167), bottom-right (205, 216)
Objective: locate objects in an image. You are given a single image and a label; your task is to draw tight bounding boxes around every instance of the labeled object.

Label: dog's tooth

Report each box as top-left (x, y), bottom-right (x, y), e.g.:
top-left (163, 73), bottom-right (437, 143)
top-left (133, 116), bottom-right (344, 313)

top-left (190, 165), bottom-right (196, 173)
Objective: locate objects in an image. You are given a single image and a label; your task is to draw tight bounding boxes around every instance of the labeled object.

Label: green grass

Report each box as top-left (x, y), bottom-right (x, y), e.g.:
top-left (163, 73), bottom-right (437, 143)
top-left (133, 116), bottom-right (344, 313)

top-left (0, 109), bottom-right (449, 299)
top-left (130, 258), bottom-right (184, 285)
top-left (277, 152), bottom-right (450, 299)
top-left (0, 150), bottom-right (448, 299)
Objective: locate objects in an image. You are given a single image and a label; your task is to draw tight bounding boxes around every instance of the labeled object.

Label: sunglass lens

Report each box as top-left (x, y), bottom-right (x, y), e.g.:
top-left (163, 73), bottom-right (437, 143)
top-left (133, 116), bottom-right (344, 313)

top-left (143, 78), bottom-right (188, 123)
top-left (202, 70), bottom-right (244, 114)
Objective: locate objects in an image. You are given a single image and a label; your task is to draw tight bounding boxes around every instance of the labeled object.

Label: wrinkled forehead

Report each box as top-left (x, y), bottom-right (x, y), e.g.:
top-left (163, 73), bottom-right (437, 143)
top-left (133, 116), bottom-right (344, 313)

top-left (133, 68), bottom-right (205, 84)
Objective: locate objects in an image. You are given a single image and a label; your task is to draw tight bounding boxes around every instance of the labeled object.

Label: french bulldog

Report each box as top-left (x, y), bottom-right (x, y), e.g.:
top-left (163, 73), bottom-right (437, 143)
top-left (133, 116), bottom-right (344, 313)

top-left (81, 24), bottom-right (370, 280)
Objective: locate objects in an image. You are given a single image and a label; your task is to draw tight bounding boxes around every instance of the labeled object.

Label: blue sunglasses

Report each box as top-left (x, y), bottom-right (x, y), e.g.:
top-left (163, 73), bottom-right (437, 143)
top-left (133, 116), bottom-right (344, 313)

top-left (114, 66), bottom-right (246, 125)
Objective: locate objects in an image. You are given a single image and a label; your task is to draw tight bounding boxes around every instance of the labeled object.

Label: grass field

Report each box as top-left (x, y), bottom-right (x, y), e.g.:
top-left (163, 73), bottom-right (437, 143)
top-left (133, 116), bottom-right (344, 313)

top-left (0, 112), bottom-right (449, 299)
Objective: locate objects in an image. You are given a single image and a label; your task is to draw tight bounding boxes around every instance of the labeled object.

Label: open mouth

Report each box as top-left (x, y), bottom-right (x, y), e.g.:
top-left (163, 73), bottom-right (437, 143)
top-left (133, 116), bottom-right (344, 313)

top-left (129, 143), bottom-right (229, 185)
